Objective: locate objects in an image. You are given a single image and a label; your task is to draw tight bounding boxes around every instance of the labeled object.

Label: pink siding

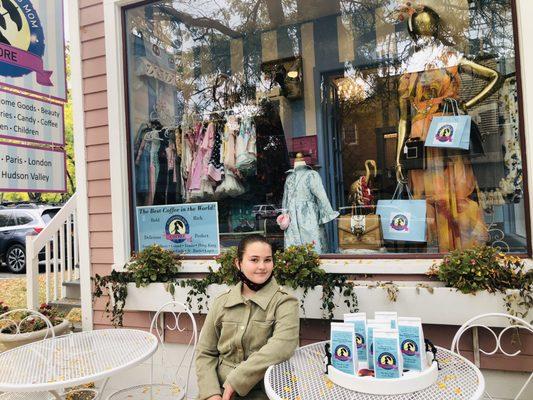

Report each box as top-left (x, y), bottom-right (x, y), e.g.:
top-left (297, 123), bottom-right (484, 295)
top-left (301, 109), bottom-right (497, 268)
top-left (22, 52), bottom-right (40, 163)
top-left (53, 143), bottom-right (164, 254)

top-left (79, 0), bottom-right (115, 330)
top-left (78, 0), bottom-right (531, 373)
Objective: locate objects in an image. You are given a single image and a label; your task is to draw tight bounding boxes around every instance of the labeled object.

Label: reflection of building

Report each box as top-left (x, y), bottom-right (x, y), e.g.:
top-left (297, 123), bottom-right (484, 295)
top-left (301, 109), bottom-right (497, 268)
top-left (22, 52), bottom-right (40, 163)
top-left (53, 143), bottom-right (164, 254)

top-left (70, 0), bottom-right (533, 372)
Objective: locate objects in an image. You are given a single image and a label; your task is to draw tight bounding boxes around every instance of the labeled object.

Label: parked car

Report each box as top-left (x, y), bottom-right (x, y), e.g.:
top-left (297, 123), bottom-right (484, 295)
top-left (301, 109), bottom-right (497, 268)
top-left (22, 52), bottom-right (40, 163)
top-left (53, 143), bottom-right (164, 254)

top-left (0, 205), bottom-right (60, 273)
top-left (251, 204), bottom-right (279, 219)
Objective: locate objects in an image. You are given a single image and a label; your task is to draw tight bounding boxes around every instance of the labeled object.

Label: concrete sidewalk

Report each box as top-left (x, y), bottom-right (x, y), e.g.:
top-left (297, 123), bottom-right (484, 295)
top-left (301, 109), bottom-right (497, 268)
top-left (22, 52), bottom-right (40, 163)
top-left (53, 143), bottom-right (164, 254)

top-left (99, 343), bottom-right (532, 400)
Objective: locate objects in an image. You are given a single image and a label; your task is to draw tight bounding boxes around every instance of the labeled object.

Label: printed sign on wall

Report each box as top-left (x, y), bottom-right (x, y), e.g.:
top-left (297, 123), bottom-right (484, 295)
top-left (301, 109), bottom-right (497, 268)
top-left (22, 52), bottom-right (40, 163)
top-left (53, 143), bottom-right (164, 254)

top-left (0, 142), bottom-right (66, 192)
top-left (136, 203), bottom-right (220, 256)
top-left (0, 88), bottom-right (64, 145)
top-left (0, 0), bottom-right (66, 101)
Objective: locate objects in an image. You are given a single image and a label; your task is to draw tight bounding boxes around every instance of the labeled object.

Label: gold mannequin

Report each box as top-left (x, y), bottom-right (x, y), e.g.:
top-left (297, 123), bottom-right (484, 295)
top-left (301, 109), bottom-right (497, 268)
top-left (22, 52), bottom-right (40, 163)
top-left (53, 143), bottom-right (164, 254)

top-left (395, 7), bottom-right (501, 181)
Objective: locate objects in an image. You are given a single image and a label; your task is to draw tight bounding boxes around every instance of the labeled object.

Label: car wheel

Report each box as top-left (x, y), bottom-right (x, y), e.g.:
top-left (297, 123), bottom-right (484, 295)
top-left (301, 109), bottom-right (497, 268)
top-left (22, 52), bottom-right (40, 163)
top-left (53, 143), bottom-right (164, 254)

top-left (6, 244), bottom-right (26, 274)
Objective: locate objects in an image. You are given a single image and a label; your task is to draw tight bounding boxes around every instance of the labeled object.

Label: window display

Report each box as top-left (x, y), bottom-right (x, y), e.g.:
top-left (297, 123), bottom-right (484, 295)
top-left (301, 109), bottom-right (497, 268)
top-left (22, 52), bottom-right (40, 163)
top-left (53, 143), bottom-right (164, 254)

top-left (124, 0), bottom-right (527, 256)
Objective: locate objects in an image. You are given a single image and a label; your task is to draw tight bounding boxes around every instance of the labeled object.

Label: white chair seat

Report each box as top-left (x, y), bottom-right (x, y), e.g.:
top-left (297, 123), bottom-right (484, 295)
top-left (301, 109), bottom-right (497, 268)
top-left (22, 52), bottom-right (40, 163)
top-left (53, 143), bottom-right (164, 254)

top-left (106, 383), bottom-right (185, 400)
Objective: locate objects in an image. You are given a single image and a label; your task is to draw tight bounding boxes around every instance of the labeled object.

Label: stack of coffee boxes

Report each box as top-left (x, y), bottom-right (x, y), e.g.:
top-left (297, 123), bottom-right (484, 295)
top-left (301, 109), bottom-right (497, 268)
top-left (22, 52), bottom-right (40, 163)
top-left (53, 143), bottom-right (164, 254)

top-left (330, 312), bottom-right (427, 379)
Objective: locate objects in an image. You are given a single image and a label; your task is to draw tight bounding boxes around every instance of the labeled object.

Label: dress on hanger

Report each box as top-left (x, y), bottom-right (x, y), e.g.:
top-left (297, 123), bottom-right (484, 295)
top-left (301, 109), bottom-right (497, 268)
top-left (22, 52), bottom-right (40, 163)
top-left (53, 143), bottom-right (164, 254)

top-left (235, 117), bottom-right (257, 176)
top-left (208, 123), bottom-right (224, 183)
top-left (282, 166), bottom-right (339, 254)
top-left (215, 120), bottom-right (245, 199)
top-left (135, 127), bottom-right (151, 204)
top-left (147, 129), bottom-right (161, 206)
top-left (189, 122), bottom-right (215, 201)
top-left (398, 45), bottom-right (488, 252)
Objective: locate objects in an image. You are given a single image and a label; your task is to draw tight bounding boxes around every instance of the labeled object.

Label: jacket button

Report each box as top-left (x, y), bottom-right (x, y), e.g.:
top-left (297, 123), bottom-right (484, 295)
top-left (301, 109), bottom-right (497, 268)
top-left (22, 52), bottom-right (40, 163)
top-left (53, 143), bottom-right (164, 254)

top-left (240, 326), bottom-right (244, 330)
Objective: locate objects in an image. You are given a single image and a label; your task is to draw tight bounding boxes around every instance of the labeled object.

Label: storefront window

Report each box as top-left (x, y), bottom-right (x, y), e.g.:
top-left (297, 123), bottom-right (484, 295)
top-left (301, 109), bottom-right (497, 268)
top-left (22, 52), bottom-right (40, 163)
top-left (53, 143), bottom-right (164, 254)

top-left (124, 0), bottom-right (527, 256)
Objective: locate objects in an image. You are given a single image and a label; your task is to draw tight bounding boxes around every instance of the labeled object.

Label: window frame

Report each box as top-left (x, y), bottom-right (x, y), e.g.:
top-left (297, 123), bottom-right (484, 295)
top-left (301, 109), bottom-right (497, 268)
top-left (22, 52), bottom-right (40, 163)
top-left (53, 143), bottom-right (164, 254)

top-left (117, 0), bottom-right (532, 266)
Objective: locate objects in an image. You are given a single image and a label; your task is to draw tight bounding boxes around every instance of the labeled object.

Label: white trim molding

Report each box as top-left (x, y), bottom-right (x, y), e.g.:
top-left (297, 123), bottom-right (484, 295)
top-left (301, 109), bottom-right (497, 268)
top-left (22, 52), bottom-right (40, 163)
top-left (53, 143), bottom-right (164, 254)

top-left (68, 0), bottom-right (93, 331)
top-left (516, 0), bottom-right (533, 253)
top-left (103, 0), bottom-right (137, 270)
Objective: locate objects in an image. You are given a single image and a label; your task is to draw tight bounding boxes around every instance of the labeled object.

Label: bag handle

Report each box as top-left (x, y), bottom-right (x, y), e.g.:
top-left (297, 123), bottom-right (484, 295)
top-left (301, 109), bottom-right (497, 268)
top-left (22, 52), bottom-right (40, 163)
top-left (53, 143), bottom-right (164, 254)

top-left (392, 181), bottom-right (414, 200)
top-left (442, 98), bottom-right (460, 116)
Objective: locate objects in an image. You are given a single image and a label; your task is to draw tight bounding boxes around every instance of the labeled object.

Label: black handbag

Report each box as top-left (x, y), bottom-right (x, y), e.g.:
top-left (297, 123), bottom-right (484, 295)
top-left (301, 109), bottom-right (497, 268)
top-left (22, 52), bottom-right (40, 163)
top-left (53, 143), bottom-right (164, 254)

top-left (400, 138), bottom-right (426, 170)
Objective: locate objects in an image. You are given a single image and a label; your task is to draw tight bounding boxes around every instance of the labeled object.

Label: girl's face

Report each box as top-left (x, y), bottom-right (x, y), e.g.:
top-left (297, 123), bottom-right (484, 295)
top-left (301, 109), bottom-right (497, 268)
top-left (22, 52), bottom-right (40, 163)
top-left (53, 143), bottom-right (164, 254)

top-left (236, 241), bottom-right (274, 284)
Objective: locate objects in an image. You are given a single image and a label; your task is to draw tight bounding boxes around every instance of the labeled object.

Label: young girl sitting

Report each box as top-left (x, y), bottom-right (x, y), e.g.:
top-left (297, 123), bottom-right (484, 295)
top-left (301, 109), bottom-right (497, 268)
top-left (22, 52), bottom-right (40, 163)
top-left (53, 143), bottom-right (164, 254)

top-left (195, 234), bottom-right (300, 400)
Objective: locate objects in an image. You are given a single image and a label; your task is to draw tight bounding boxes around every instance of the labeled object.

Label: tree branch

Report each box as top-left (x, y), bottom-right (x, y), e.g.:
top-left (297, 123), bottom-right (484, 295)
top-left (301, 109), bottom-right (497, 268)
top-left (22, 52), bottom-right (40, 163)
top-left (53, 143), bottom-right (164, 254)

top-left (155, 5), bottom-right (241, 38)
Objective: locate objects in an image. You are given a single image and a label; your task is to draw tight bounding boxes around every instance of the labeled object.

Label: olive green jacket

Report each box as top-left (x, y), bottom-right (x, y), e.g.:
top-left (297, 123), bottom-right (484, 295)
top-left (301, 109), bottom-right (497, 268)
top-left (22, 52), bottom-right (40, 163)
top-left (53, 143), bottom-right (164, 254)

top-left (195, 278), bottom-right (300, 399)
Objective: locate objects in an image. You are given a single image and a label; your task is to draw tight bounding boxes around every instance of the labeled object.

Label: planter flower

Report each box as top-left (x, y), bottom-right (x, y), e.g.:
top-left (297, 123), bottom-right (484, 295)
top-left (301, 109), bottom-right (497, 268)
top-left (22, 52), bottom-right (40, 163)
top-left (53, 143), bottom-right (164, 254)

top-left (0, 303), bottom-right (71, 350)
top-left (430, 245), bottom-right (533, 321)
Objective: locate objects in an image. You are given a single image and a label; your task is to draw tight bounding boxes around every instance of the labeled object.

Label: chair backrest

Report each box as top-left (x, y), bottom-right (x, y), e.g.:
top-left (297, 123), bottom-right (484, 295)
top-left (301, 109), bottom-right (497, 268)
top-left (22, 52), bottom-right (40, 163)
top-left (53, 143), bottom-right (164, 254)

top-left (451, 312), bottom-right (533, 400)
top-left (0, 308), bottom-right (55, 339)
top-left (149, 301), bottom-right (198, 395)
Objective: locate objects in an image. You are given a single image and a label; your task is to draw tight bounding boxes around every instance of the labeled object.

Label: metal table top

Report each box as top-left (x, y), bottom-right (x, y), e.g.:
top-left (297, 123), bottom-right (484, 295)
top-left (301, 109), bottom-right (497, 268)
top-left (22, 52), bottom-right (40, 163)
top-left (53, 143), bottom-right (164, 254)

top-left (0, 329), bottom-right (158, 392)
top-left (265, 341), bottom-right (485, 400)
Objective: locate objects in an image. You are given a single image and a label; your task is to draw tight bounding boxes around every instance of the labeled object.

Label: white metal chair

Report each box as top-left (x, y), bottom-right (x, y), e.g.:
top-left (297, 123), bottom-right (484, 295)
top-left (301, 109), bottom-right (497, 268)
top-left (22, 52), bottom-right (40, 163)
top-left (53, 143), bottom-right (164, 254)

top-left (451, 312), bottom-right (533, 400)
top-left (105, 301), bottom-right (198, 400)
top-left (0, 309), bottom-right (55, 338)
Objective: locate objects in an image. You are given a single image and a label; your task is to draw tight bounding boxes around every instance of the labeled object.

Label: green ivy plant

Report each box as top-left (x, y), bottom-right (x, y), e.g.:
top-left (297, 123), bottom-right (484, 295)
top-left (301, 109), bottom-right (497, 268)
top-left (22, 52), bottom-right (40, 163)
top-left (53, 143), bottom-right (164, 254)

top-left (180, 243), bottom-right (359, 319)
top-left (92, 245), bottom-right (182, 326)
top-left (429, 245), bottom-right (532, 321)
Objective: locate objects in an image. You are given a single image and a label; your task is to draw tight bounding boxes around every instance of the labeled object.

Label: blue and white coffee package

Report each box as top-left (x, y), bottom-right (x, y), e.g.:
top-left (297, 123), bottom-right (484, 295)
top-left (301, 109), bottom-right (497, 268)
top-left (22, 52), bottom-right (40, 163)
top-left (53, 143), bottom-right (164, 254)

top-left (330, 322), bottom-right (358, 375)
top-left (366, 319), bottom-right (390, 370)
top-left (375, 311), bottom-right (398, 329)
top-left (373, 329), bottom-right (403, 379)
top-left (398, 317), bottom-right (427, 372)
top-left (344, 313), bottom-right (368, 363)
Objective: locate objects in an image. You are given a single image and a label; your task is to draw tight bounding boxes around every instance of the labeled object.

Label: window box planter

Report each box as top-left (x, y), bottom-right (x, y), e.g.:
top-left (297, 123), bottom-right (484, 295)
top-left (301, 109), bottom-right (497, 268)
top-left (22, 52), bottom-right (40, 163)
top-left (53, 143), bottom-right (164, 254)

top-left (0, 318), bottom-right (71, 350)
top-left (119, 282), bottom-right (515, 327)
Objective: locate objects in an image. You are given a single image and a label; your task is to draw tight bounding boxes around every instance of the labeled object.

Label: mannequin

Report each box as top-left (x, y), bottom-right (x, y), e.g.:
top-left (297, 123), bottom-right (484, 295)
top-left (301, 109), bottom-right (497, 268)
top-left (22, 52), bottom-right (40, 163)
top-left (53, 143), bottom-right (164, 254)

top-left (293, 152), bottom-right (307, 168)
top-left (395, 5), bottom-right (501, 252)
top-left (282, 153), bottom-right (338, 253)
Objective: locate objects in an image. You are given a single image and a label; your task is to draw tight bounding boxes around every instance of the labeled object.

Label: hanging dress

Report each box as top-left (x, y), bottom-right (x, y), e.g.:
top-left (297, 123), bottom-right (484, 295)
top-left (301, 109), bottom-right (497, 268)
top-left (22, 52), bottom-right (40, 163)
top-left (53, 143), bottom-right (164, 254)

top-left (398, 49), bottom-right (488, 252)
top-left (282, 166), bottom-right (339, 254)
top-left (215, 120), bottom-right (245, 199)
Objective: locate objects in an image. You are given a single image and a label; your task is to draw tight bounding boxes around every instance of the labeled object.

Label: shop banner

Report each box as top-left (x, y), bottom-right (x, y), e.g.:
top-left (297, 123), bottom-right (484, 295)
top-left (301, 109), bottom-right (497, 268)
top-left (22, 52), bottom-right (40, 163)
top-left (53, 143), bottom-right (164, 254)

top-left (0, 142), bottom-right (66, 192)
top-left (0, 0), bottom-right (67, 101)
top-left (136, 203), bottom-right (220, 256)
top-left (0, 88), bottom-right (64, 145)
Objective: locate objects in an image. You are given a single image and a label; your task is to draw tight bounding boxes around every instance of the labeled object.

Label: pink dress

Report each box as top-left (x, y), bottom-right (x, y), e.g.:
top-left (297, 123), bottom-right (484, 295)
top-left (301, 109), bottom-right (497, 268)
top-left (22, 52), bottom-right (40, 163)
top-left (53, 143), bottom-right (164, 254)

top-left (188, 122), bottom-right (216, 201)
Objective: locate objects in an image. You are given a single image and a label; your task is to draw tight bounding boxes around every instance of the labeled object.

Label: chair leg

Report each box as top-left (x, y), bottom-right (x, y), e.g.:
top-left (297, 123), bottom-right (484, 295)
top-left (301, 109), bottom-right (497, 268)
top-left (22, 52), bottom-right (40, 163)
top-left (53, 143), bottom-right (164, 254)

top-left (514, 372), bottom-right (533, 400)
top-left (97, 378), bottom-right (110, 399)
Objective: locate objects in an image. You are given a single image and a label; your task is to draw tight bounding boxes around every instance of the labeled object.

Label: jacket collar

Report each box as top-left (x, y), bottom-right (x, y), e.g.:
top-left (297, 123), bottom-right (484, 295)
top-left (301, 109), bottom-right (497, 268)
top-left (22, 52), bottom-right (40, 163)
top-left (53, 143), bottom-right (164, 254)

top-left (224, 277), bottom-right (279, 310)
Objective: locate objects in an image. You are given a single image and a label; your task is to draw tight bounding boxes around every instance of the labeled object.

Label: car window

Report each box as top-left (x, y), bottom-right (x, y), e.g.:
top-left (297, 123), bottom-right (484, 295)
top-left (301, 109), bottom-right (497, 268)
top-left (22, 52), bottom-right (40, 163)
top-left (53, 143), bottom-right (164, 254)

top-left (266, 206), bottom-right (274, 211)
top-left (0, 211), bottom-right (17, 227)
top-left (41, 209), bottom-right (59, 224)
top-left (15, 211), bottom-right (34, 225)
top-left (0, 212), bottom-right (12, 228)
top-left (252, 206), bottom-right (260, 211)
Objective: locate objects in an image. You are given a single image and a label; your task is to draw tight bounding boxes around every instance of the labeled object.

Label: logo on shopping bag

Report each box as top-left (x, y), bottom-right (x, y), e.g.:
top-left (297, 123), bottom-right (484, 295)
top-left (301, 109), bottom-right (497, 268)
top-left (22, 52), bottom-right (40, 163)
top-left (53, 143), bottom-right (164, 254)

top-left (435, 124), bottom-right (454, 143)
top-left (0, 0), bottom-right (53, 86)
top-left (165, 215), bottom-right (192, 243)
top-left (401, 339), bottom-right (419, 356)
top-left (356, 334), bottom-right (366, 350)
top-left (390, 214), bottom-right (409, 232)
top-left (377, 352), bottom-right (398, 370)
top-left (334, 345), bottom-right (352, 362)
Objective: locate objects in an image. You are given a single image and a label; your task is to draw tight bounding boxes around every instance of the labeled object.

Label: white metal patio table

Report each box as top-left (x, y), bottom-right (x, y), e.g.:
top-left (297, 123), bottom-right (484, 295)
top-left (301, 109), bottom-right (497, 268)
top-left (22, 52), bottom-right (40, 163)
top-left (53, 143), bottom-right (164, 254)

top-left (264, 341), bottom-right (485, 400)
top-left (0, 329), bottom-right (158, 399)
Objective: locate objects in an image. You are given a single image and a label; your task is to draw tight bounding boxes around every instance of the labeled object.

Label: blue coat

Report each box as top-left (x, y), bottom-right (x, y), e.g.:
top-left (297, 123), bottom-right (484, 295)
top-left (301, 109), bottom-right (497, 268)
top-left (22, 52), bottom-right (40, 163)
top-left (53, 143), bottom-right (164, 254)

top-left (282, 166), bottom-right (339, 253)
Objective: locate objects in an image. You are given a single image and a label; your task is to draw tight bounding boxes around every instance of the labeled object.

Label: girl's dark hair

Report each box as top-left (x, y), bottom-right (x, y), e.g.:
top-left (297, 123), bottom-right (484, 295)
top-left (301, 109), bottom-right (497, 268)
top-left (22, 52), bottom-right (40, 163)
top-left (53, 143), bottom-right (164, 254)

top-left (237, 234), bottom-right (272, 262)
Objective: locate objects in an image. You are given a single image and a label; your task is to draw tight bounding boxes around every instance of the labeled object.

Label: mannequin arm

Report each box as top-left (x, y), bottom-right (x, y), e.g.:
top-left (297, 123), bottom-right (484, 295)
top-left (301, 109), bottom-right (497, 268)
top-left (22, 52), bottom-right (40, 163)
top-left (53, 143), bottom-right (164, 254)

top-left (460, 58), bottom-right (502, 109)
top-left (396, 97), bottom-right (410, 182)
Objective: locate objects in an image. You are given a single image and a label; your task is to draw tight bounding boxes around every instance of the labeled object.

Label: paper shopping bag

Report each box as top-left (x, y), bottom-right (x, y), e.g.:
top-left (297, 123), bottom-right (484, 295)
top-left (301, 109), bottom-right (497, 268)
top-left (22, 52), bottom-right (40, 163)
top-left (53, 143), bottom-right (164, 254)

top-left (425, 115), bottom-right (471, 150)
top-left (376, 183), bottom-right (426, 242)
